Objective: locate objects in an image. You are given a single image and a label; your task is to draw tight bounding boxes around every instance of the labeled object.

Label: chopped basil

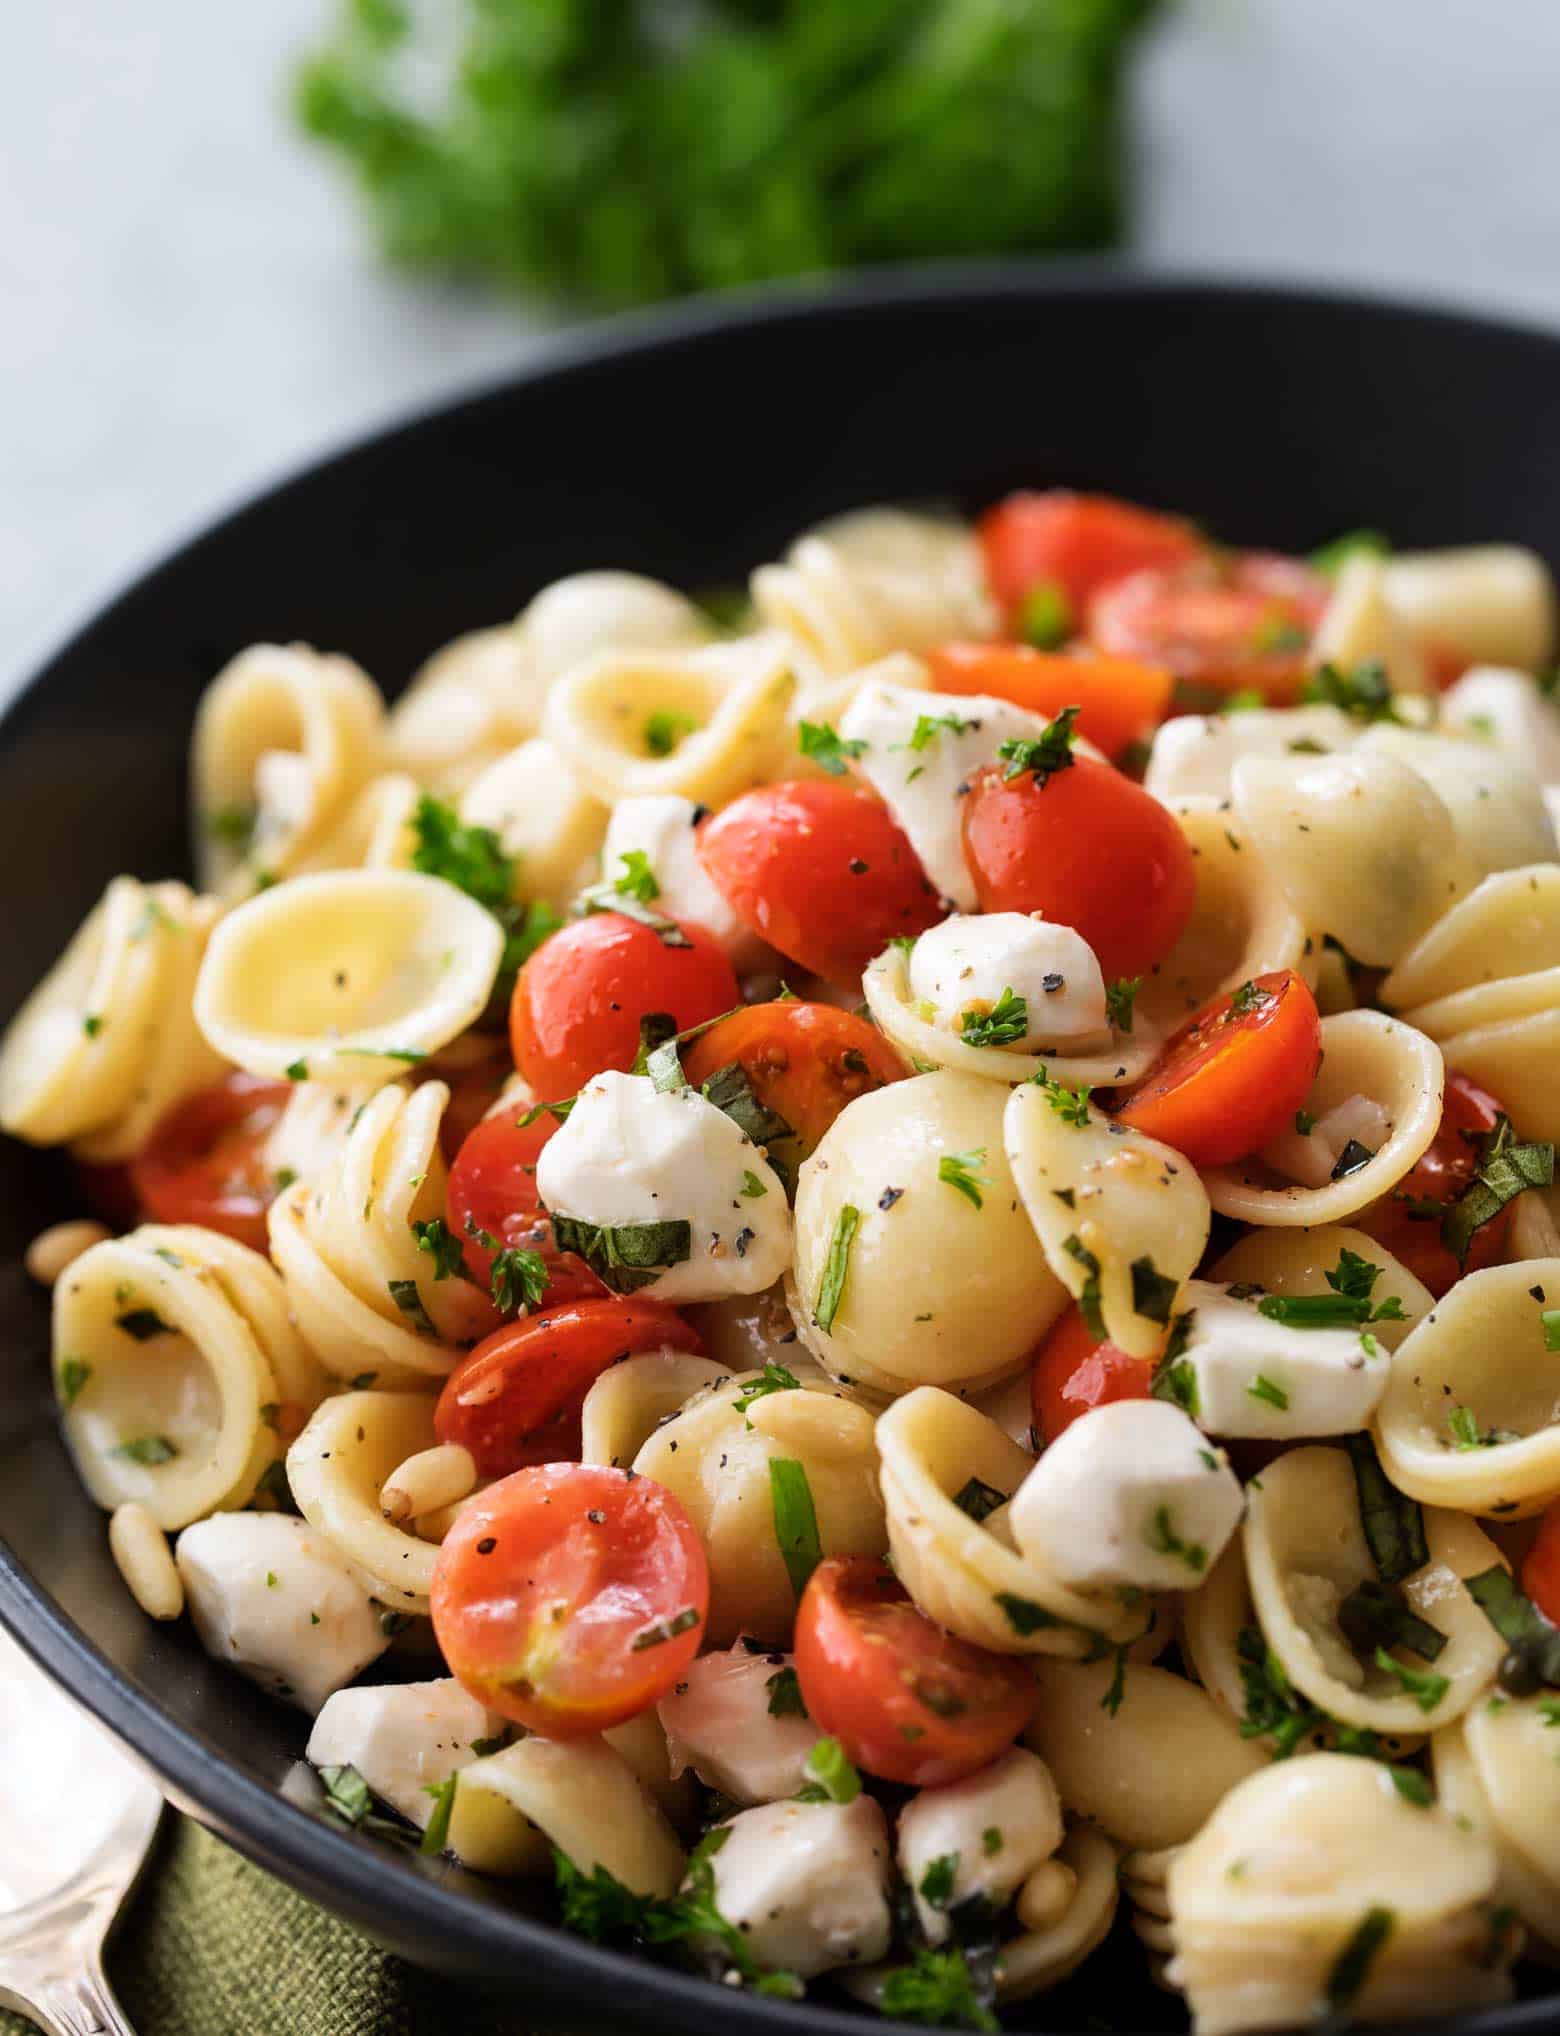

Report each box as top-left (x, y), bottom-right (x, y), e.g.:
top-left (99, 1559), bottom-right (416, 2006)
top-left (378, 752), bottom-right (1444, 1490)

top-left (419, 1773), bottom-right (458, 1855)
top-left (1105, 976), bottom-right (1141, 1033)
top-left (547, 1216), bottom-right (691, 1295)
top-left (1152, 1355), bottom-right (1200, 1418)
top-left (1386, 1765), bottom-right (1432, 1808)
top-left (769, 1458), bottom-right (823, 1599)
top-left (1325, 1907), bottom-right (1396, 2019)
top-left (765, 1666), bottom-right (806, 1718)
top-left (411, 1217), bottom-right (467, 1282)
top-left (699, 1061), bottom-right (793, 1148)
top-left (1331, 1138), bottom-right (1376, 1180)
top-left (580, 887), bottom-right (691, 947)
top-left (1466, 1566), bottom-right (1560, 1687)
top-left (952, 1476), bottom-right (1006, 1524)
top-left (110, 1434), bottom-right (178, 1466)
top-left (812, 1204), bottom-right (859, 1333)
top-left (799, 1737), bottom-right (860, 1804)
top-left (1373, 1647), bottom-right (1449, 1713)
top-left (631, 1606), bottom-right (701, 1651)
top-left (938, 1147), bottom-right (990, 1210)
top-left (515, 1097), bottom-right (574, 1129)
top-left (285, 1059), bottom-right (309, 1082)
top-left (733, 1361), bottom-right (801, 1419)
top-left (994, 1592), bottom-right (1058, 1636)
top-left (612, 849), bottom-right (660, 905)
top-left (1256, 1250), bottom-right (1405, 1330)
top-left (1344, 1432), bottom-right (1428, 1584)
top-left (997, 705), bottom-right (1081, 787)
top-left (114, 1308), bottom-right (175, 1341)
top-left (490, 1246), bottom-right (549, 1313)
top-left (1063, 1235), bottom-right (1104, 1337)
top-left (387, 1279), bottom-right (437, 1335)
top-left (797, 720), bottom-right (867, 776)
top-left (1303, 658), bottom-right (1399, 723)
top-left (959, 988), bottom-right (1028, 1049)
top-left (1441, 1114), bottom-right (1555, 1265)
top-left (1338, 1579), bottom-right (1447, 1664)
top-left (57, 1357), bottom-right (91, 1408)
top-left (1130, 1255), bottom-right (1178, 1326)
top-left (319, 1763), bottom-right (374, 1827)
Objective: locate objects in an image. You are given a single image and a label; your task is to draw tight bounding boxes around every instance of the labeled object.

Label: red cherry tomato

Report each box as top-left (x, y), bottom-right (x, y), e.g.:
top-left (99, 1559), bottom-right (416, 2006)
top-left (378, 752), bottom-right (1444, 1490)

top-left (793, 1556), bottom-right (1038, 1786)
top-left (1357, 1072), bottom-right (1512, 1298)
top-left (928, 642), bottom-right (1173, 761)
top-left (1113, 969), bottom-right (1322, 1168)
top-left (679, 1001), bottom-right (906, 1161)
top-left (1522, 1502), bottom-right (1560, 1630)
top-left (445, 1109), bottom-right (605, 1309)
top-left (960, 755), bottom-right (1196, 980)
top-left (1088, 552), bottom-right (1329, 706)
top-left (434, 1296), bottom-right (703, 1477)
top-left (129, 1074), bottom-right (292, 1252)
top-left (697, 780), bottom-right (942, 984)
top-left (1030, 1305), bottom-right (1153, 1447)
top-left (978, 491), bottom-right (1204, 624)
top-left (431, 1463), bottom-right (709, 1736)
top-left (509, 912), bottom-right (738, 1100)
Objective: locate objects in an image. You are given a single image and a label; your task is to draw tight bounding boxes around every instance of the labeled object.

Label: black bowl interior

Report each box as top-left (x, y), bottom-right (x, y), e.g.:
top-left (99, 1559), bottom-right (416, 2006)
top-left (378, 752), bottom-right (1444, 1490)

top-left (4, 267), bottom-right (1560, 2036)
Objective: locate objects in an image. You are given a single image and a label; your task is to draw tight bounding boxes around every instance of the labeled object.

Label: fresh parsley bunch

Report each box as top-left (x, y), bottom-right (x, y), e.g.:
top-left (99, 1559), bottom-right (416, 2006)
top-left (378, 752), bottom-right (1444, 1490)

top-left (295, 0), bottom-right (1165, 306)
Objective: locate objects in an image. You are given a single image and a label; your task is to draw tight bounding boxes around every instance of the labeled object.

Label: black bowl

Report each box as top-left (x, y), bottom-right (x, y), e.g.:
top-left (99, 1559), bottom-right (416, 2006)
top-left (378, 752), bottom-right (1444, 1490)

top-left (4, 267), bottom-right (1560, 2036)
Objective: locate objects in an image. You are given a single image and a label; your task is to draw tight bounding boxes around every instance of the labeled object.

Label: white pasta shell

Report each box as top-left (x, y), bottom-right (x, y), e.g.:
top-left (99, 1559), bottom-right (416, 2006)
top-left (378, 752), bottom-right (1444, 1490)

top-left (579, 1348), bottom-right (735, 1470)
top-left (1307, 552), bottom-right (1428, 693)
top-left (387, 626), bottom-right (539, 797)
top-left (193, 869), bottom-right (502, 1082)
top-left (995, 1824), bottom-right (1120, 2004)
top-left (447, 1735), bottom-right (684, 1891)
top-left (287, 1389), bottom-right (439, 1613)
top-left (459, 739), bottom-right (609, 908)
top-left (1383, 546), bottom-right (1557, 672)
top-left (291, 772), bottom-right (421, 876)
top-left (1211, 1223), bottom-right (1433, 1353)
top-left (1202, 1011), bottom-right (1443, 1227)
top-left (1451, 1699), bottom-right (1560, 1954)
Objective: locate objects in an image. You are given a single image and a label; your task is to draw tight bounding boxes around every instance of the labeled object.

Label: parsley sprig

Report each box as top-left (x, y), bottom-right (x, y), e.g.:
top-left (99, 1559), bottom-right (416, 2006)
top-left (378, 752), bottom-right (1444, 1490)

top-left (411, 795), bottom-right (560, 999)
top-left (997, 704), bottom-right (1082, 786)
top-left (958, 988), bottom-right (1028, 1049)
top-left (1255, 1250), bottom-right (1405, 1331)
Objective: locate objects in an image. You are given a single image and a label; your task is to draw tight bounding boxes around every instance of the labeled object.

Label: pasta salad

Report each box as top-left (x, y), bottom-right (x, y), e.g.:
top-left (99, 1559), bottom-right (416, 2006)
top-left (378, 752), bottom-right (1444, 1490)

top-left (8, 491), bottom-right (1560, 2032)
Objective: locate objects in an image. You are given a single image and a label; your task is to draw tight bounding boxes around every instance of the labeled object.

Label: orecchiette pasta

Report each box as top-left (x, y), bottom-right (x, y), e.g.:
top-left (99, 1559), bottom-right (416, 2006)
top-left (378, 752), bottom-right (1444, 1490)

top-left (1243, 1445), bottom-right (1506, 1734)
top-left (1375, 1260), bottom-right (1560, 1513)
top-left (191, 643), bottom-right (386, 896)
top-left (579, 1348), bottom-right (735, 1470)
top-left (1308, 550), bottom-right (1428, 693)
top-left (876, 1388), bottom-right (1146, 1656)
top-left (268, 1080), bottom-right (490, 1386)
top-left (1210, 1222), bottom-right (1434, 1349)
top-left (446, 1734), bottom-right (685, 1893)
top-left (386, 626), bottom-right (537, 796)
top-left (287, 1389), bottom-right (439, 1614)
top-left (193, 870), bottom-right (502, 1083)
top-left (1382, 545), bottom-right (1557, 672)
top-left (1441, 1698), bottom-right (1560, 1956)
top-left (788, 1071), bottom-right (1069, 1396)
top-left (290, 772), bottom-right (420, 877)
top-left (994, 1823), bottom-right (1120, 2005)
top-left (458, 739), bottom-right (609, 909)
top-left (0, 878), bottom-right (226, 1150)
top-left (1357, 724), bottom-right (1558, 880)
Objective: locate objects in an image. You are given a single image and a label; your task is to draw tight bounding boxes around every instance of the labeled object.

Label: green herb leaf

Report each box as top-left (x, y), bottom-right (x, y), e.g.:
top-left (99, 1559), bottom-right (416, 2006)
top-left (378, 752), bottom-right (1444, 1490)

top-left (770, 1458), bottom-right (823, 1600)
top-left (1344, 1432), bottom-right (1428, 1584)
top-left (998, 704), bottom-right (1082, 786)
top-left (420, 1774), bottom-right (458, 1854)
top-left (579, 886), bottom-right (691, 947)
top-left (813, 1204), bottom-right (859, 1333)
top-left (319, 1763), bottom-right (374, 1828)
top-left (958, 988), bottom-right (1028, 1049)
top-left (285, 1058), bottom-right (309, 1083)
top-left (879, 1944), bottom-right (1000, 2033)
top-left (899, 711), bottom-right (973, 753)
top-left (1466, 1566), bottom-right (1560, 1687)
top-left (766, 1666), bottom-right (806, 1718)
top-left (994, 1592), bottom-right (1058, 1636)
top-left (1303, 659), bottom-right (1400, 724)
top-left (643, 710), bottom-right (697, 758)
top-left (110, 1434), bottom-right (178, 1466)
top-left (387, 1279), bottom-right (437, 1335)
top-left (412, 1217), bottom-right (467, 1282)
top-left (797, 720), bottom-right (867, 777)
top-left (918, 1853), bottom-right (959, 1909)
top-left (800, 1736), bottom-right (860, 1804)
top-left (1229, 978), bottom-right (1273, 1017)
top-left (1373, 1646), bottom-right (1449, 1714)
top-left (57, 1357), bottom-right (92, 1408)
top-left (1309, 530), bottom-right (1391, 576)
top-left (1325, 1907), bottom-right (1396, 2019)
top-left (1105, 976), bottom-right (1141, 1034)
top-left (952, 1477), bottom-right (1006, 1525)
top-left (1130, 1255), bottom-right (1177, 1326)
top-left (1148, 1503), bottom-right (1207, 1573)
top-left (1256, 1250), bottom-right (1406, 1331)
top-left (1441, 1114), bottom-right (1555, 1264)
top-left (547, 1216), bottom-right (691, 1295)
top-left (612, 849), bottom-right (660, 904)
top-left (699, 1061), bottom-right (793, 1148)
top-left (733, 1361), bottom-right (801, 1419)
top-left (740, 1169), bottom-right (767, 1199)
top-left (1017, 579), bottom-right (1073, 650)
top-left (1386, 1765), bottom-right (1432, 1808)
top-left (1063, 1234), bottom-right (1104, 1337)
top-left (1235, 1626), bottom-right (1384, 1762)
top-left (938, 1148), bottom-right (990, 1209)
top-left (1032, 1065), bottom-right (1092, 1126)
top-left (1337, 1579), bottom-right (1447, 1664)
top-left (490, 1246), bottom-right (550, 1314)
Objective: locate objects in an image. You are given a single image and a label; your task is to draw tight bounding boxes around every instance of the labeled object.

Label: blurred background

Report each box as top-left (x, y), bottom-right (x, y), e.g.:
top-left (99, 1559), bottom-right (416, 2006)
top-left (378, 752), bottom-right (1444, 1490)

top-left (6, 0), bottom-right (1559, 690)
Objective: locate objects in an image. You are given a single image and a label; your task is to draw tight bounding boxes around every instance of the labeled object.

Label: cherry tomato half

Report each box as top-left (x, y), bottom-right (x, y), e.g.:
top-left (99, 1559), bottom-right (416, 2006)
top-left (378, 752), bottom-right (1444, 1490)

top-left (1088, 553), bottom-right (1329, 706)
top-left (794, 1556), bottom-right (1038, 1786)
top-left (1030, 1305), bottom-right (1153, 1447)
top-left (697, 780), bottom-right (942, 984)
top-left (960, 755), bottom-right (1196, 981)
top-left (680, 1001), bottom-right (905, 1164)
top-left (445, 1108), bottom-right (605, 1310)
top-left (1522, 1502), bottom-right (1560, 1630)
top-left (432, 1463), bottom-right (709, 1736)
top-left (978, 491), bottom-right (1204, 624)
top-left (129, 1073), bottom-right (292, 1252)
top-left (928, 642), bottom-right (1173, 761)
top-left (1357, 1072), bottom-right (1511, 1298)
top-left (434, 1296), bottom-right (703, 1477)
top-left (509, 911), bottom-right (739, 1100)
top-left (1113, 969), bottom-right (1322, 1168)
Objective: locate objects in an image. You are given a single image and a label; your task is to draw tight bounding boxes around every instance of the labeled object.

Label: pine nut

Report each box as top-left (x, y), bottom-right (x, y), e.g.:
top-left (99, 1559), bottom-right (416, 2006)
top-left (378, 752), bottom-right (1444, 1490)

top-left (26, 1219), bottom-right (110, 1286)
top-left (109, 1503), bottom-right (184, 1620)
top-left (1016, 1857), bottom-right (1077, 1932)
top-left (381, 1443), bottom-right (477, 1524)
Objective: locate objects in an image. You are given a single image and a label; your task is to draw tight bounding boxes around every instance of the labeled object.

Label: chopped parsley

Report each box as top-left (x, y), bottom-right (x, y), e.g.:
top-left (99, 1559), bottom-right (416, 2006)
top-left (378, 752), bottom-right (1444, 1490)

top-left (994, 1592), bottom-right (1058, 1637)
top-left (938, 1148), bottom-right (990, 1210)
top-left (813, 1204), bottom-right (859, 1333)
top-left (1373, 1647), bottom-right (1448, 1714)
top-left (899, 710), bottom-right (973, 753)
top-left (1303, 658), bottom-right (1399, 723)
top-left (959, 988), bottom-right (1028, 1049)
top-left (410, 794), bottom-right (561, 993)
top-left (918, 1854), bottom-right (959, 1909)
top-left (1448, 1404), bottom-right (1495, 1452)
top-left (1324, 1907), bottom-right (1395, 2019)
top-left (1105, 976), bottom-right (1141, 1033)
top-left (83, 1014), bottom-right (104, 1039)
top-left (285, 1058), bottom-right (309, 1083)
top-left (997, 704), bottom-right (1081, 787)
top-left (1236, 1627), bottom-right (1384, 1762)
top-left (797, 720), bottom-right (867, 777)
top-left (419, 1774), bottom-right (458, 1855)
top-left (1309, 529), bottom-right (1390, 577)
top-left (110, 1434), bottom-right (178, 1466)
top-left (1148, 1504), bottom-right (1207, 1573)
top-left (1130, 1255), bottom-right (1178, 1326)
top-left (643, 709), bottom-right (697, 758)
top-left (879, 1945), bottom-right (1000, 2033)
top-left (769, 1458), bottom-right (823, 1599)
top-left (490, 1246), bottom-right (550, 1314)
top-left (1063, 1235), bottom-right (1104, 1337)
top-left (799, 1736), bottom-right (860, 1804)
top-left (740, 1170), bottom-right (767, 1198)
top-left (411, 1217), bottom-right (466, 1282)
top-left (1229, 978), bottom-right (1273, 1017)
top-left (1255, 1250), bottom-right (1405, 1331)
top-left (1386, 1765), bottom-right (1432, 1808)
top-left (1545, 1308), bottom-right (1560, 1353)
top-left (548, 1217), bottom-right (691, 1295)
top-left (1017, 578), bottom-right (1073, 650)
top-left (387, 1279), bottom-right (437, 1335)
top-left (1031, 1066), bottom-right (1092, 1126)
top-left (612, 849), bottom-right (660, 904)
top-left (57, 1357), bottom-right (91, 1408)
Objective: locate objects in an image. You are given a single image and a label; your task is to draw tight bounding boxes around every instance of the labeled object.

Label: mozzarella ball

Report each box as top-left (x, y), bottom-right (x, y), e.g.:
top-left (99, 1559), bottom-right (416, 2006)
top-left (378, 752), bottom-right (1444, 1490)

top-left (791, 1071), bottom-right (1068, 1395)
top-left (700, 1797), bottom-right (893, 1979)
top-left (175, 1512), bottom-right (387, 1712)
top-left (1009, 1399), bottom-right (1243, 1594)
top-left (897, 1748), bottom-right (1063, 1944)
top-left (658, 1646), bottom-right (818, 1803)
top-left (1164, 1280), bottom-right (1390, 1440)
top-left (536, 1071), bottom-right (790, 1303)
top-left (307, 1678), bottom-right (495, 1828)
top-left (907, 914), bottom-right (1108, 1049)
top-left (600, 794), bottom-right (768, 969)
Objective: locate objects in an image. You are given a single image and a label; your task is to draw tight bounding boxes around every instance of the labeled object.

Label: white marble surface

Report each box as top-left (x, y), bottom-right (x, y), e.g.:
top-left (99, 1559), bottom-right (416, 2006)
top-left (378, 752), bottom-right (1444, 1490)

top-left (5, 0), bottom-right (1559, 691)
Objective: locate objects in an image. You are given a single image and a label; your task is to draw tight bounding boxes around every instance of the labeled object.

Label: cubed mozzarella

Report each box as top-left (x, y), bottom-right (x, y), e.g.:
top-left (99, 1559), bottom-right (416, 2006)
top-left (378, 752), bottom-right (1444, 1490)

top-left (307, 1678), bottom-right (495, 1828)
top-left (839, 681), bottom-right (1093, 910)
top-left (1167, 1279), bottom-right (1389, 1440)
top-left (1009, 1398), bottom-right (1243, 1594)
top-left (897, 1748), bottom-right (1063, 1944)
top-left (600, 795), bottom-right (769, 971)
top-left (1443, 666), bottom-right (1560, 786)
top-left (906, 914), bottom-right (1108, 1049)
top-left (535, 1070), bottom-right (790, 1302)
top-left (175, 1512), bottom-right (387, 1713)
top-left (701, 1797), bottom-right (893, 1979)
top-left (1144, 706), bottom-right (1355, 806)
top-left (657, 1645), bottom-right (817, 1804)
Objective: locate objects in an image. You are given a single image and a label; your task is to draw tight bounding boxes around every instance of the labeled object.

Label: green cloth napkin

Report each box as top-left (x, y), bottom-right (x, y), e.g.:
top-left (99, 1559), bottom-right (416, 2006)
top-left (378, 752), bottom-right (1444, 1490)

top-left (0, 1816), bottom-right (553, 2036)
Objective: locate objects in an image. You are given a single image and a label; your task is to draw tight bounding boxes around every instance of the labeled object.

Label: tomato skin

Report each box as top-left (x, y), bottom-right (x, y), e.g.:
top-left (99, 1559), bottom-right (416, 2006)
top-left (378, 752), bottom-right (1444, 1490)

top-left (960, 756), bottom-right (1196, 981)
top-left (1357, 1072), bottom-right (1511, 1298)
top-left (1113, 969), bottom-right (1322, 1168)
top-left (928, 642), bottom-right (1173, 760)
top-left (1088, 552), bottom-right (1329, 705)
top-left (1522, 1502), bottom-right (1560, 1629)
top-left (978, 491), bottom-right (1204, 623)
top-left (509, 912), bottom-right (739, 1100)
top-left (794, 1556), bottom-right (1038, 1786)
top-left (680, 1001), bottom-right (905, 1160)
top-left (129, 1074), bottom-right (292, 1252)
top-left (434, 1297), bottom-right (703, 1477)
top-left (432, 1463), bottom-right (709, 1736)
top-left (445, 1109), bottom-right (605, 1309)
top-left (1030, 1305), bottom-right (1153, 1447)
top-left (697, 780), bottom-right (942, 984)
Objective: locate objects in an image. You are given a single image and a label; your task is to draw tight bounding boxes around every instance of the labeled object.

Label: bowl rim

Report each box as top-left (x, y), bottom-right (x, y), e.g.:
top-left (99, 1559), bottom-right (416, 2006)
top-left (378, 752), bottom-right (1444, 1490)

top-left (4, 261), bottom-right (1560, 2035)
